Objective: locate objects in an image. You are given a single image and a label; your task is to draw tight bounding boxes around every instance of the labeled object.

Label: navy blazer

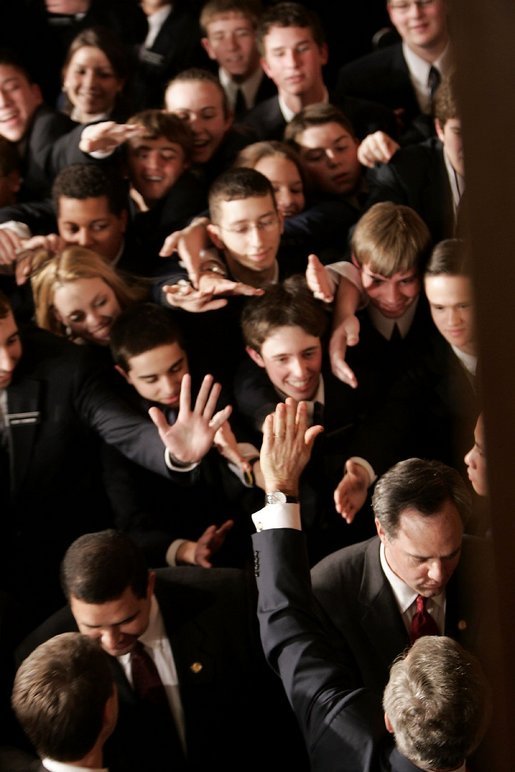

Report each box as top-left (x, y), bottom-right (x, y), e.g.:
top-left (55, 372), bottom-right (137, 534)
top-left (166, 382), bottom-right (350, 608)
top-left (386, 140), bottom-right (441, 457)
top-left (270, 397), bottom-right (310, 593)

top-left (254, 528), bottom-right (427, 771)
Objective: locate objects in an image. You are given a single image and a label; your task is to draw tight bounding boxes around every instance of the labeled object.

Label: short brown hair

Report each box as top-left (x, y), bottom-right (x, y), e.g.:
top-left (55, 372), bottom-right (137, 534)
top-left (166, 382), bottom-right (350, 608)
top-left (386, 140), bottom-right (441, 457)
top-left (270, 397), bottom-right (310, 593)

top-left (208, 166), bottom-right (277, 224)
top-left (284, 103), bottom-right (357, 147)
top-left (241, 274), bottom-right (327, 351)
top-left (351, 203), bottom-right (430, 276)
top-left (127, 109), bottom-right (194, 163)
top-left (165, 68), bottom-right (230, 118)
top-left (256, 2), bottom-right (325, 56)
top-left (425, 238), bottom-right (470, 277)
top-left (200, 0), bottom-right (263, 34)
top-left (434, 71), bottom-right (460, 127)
top-left (12, 633), bottom-right (114, 762)
top-left (234, 139), bottom-right (306, 187)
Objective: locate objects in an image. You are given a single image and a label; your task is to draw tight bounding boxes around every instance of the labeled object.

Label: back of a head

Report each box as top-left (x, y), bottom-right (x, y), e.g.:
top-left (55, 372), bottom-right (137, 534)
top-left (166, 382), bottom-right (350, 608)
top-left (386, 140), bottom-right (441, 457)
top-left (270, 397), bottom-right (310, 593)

top-left (61, 529), bottom-right (149, 603)
top-left (208, 166), bottom-right (276, 223)
top-left (110, 302), bottom-right (184, 373)
top-left (12, 632), bottom-right (114, 763)
top-left (352, 202), bottom-right (431, 277)
top-left (372, 458), bottom-right (471, 537)
top-left (383, 636), bottom-right (490, 769)
top-left (241, 274), bottom-right (327, 351)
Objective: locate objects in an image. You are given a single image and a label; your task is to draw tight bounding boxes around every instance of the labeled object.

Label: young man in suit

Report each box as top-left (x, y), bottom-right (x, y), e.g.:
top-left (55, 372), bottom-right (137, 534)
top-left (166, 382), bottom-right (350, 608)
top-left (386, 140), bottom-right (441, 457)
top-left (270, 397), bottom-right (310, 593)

top-left (200, 0), bottom-right (276, 118)
top-left (250, 399), bottom-right (490, 772)
top-left (336, 0), bottom-right (452, 159)
top-left (243, 2), bottom-right (396, 143)
top-left (0, 290), bottom-right (231, 622)
top-left (16, 529), bottom-right (306, 772)
top-left (12, 632), bottom-right (117, 772)
top-left (366, 73), bottom-right (464, 242)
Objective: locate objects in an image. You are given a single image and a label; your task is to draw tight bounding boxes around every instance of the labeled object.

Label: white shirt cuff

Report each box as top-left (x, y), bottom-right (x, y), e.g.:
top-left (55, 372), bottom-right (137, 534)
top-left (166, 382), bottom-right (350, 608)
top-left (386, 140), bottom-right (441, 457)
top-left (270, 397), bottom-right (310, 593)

top-left (164, 449), bottom-right (199, 472)
top-left (348, 456), bottom-right (377, 486)
top-left (252, 502), bottom-right (301, 532)
top-left (166, 539), bottom-right (186, 566)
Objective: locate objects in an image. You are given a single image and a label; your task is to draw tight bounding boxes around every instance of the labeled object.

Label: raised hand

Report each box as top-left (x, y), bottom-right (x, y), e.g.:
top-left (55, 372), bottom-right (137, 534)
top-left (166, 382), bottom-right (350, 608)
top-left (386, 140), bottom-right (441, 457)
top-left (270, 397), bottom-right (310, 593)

top-left (357, 131), bottom-right (400, 168)
top-left (306, 253), bottom-right (334, 303)
top-left (333, 459), bottom-right (370, 523)
top-left (149, 373), bottom-right (232, 464)
top-left (260, 399), bottom-right (323, 496)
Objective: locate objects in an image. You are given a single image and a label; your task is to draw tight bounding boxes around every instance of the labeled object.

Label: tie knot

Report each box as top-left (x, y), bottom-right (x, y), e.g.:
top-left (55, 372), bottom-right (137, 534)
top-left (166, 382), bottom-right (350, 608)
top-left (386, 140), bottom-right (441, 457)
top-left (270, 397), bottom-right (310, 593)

top-left (416, 594), bottom-right (428, 613)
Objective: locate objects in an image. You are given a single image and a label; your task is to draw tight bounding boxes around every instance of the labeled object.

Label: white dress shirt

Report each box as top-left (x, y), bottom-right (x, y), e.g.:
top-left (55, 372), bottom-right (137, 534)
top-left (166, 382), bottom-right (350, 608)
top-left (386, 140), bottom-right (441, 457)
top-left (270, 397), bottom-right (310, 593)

top-left (402, 42), bottom-right (453, 114)
top-left (219, 66), bottom-right (265, 113)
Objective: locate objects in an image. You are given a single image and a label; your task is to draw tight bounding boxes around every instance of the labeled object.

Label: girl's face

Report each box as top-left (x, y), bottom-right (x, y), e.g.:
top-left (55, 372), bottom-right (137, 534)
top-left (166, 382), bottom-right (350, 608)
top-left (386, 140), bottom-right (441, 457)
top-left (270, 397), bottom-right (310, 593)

top-left (63, 46), bottom-right (123, 120)
top-left (53, 276), bottom-right (122, 345)
top-left (254, 154), bottom-right (305, 218)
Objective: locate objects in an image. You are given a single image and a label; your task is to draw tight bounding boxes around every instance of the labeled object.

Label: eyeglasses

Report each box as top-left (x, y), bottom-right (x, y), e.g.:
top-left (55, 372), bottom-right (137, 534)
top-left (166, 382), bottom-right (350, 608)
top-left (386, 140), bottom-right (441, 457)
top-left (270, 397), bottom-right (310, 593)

top-left (219, 215), bottom-right (279, 236)
top-left (389, 0), bottom-right (435, 13)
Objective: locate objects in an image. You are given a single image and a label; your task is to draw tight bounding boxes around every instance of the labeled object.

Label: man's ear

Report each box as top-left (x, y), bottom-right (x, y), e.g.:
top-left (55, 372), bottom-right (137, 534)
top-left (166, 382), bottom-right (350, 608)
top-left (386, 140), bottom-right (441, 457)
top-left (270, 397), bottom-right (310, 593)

top-left (434, 118), bottom-right (445, 143)
top-left (147, 570), bottom-right (156, 599)
top-left (207, 222), bottom-right (225, 250)
top-left (114, 364), bottom-right (130, 383)
top-left (246, 345), bottom-right (266, 368)
top-left (201, 36), bottom-right (216, 61)
top-left (384, 713), bottom-right (394, 734)
top-left (375, 517), bottom-right (386, 543)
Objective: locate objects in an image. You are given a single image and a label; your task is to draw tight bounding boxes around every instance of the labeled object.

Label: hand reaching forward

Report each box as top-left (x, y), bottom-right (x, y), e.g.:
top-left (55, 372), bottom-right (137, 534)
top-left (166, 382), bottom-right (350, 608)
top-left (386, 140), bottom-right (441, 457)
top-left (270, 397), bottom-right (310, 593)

top-left (329, 318), bottom-right (360, 389)
top-left (305, 253), bottom-right (334, 303)
top-left (333, 459), bottom-right (370, 523)
top-left (357, 131), bottom-right (400, 168)
top-left (79, 121), bottom-right (144, 153)
top-left (176, 519), bottom-right (235, 568)
top-left (260, 399), bottom-right (323, 496)
top-left (149, 373), bottom-right (232, 464)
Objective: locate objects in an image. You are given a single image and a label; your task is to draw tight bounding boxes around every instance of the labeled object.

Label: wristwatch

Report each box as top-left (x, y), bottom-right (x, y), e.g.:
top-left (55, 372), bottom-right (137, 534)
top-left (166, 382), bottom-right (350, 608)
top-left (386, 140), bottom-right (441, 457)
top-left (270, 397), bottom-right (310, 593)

top-left (265, 491), bottom-right (299, 505)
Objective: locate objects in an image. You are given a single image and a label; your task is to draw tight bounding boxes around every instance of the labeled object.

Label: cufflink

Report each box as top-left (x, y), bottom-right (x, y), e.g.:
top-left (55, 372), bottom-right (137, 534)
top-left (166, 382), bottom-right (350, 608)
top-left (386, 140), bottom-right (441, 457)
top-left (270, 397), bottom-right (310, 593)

top-left (190, 662), bottom-right (203, 674)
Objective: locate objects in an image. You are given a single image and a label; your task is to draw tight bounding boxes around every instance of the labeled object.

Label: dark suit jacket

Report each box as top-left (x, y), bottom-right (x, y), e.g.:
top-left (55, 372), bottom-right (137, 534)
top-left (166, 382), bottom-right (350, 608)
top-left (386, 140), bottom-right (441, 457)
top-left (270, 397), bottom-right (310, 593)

top-left (133, 5), bottom-right (206, 109)
top-left (336, 42), bottom-right (435, 144)
top-left (366, 137), bottom-right (456, 243)
top-left (242, 93), bottom-right (397, 142)
top-left (3, 327), bottom-right (174, 621)
top-left (253, 528), bottom-right (426, 771)
top-left (311, 534), bottom-right (492, 693)
top-left (17, 568), bottom-right (306, 772)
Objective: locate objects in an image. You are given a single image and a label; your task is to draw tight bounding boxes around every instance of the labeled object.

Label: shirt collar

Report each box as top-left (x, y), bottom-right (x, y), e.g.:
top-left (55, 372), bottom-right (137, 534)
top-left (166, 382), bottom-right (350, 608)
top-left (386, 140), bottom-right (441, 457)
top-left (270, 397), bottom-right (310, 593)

top-left (451, 345), bottom-right (477, 376)
top-left (442, 146), bottom-right (465, 211)
top-left (402, 41), bottom-right (452, 112)
top-left (219, 66), bottom-right (264, 111)
top-left (367, 296), bottom-right (419, 340)
top-left (278, 86), bottom-right (329, 123)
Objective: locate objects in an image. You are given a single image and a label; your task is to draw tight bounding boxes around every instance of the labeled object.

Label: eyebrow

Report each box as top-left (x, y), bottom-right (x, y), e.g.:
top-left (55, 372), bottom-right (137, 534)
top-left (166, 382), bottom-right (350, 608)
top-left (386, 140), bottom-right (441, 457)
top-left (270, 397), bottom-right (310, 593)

top-left (408, 545), bottom-right (462, 561)
top-left (271, 346), bottom-right (319, 359)
top-left (226, 209), bottom-right (276, 226)
top-left (82, 611), bottom-right (139, 629)
top-left (136, 356), bottom-right (185, 379)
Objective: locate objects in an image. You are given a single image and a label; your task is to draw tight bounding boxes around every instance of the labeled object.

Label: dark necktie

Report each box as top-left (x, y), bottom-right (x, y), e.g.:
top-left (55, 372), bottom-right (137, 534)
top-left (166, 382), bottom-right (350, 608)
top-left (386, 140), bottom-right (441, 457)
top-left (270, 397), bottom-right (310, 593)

top-left (234, 87), bottom-right (247, 119)
top-left (130, 641), bottom-right (186, 766)
top-left (313, 400), bottom-right (324, 426)
top-left (390, 323), bottom-right (402, 343)
top-left (428, 65), bottom-right (441, 106)
top-left (410, 595), bottom-right (440, 643)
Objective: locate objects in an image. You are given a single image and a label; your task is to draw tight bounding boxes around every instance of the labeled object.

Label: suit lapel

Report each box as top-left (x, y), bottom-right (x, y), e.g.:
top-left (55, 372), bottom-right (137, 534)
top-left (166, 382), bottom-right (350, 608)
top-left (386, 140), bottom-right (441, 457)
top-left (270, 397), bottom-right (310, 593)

top-left (7, 377), bottom-right (41, 491)
top-left (359, 540), bottom-right (410, 669)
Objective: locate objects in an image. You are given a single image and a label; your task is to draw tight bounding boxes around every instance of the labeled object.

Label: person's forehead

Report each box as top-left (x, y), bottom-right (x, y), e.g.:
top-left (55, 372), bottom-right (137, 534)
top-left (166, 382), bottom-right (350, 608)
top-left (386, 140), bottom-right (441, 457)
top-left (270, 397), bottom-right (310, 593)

top-left (395, 502), bottom-right (463, 543)
top-left (128, 136), bottom-right (184, 153)
top-left (167, 80), bottom-right (223, 110)
top-left (217, 193), bottom-right (276, 223)
top-left (71, 589), bottom-right (142, 625)
top-left (362, 264), bottom-right (417, 281)
top-left (0, 64), bottom-right (30, 88)
top-left (264, 24), bottom-right (317, 49)
top-left (255, 154), bottom-right (300, 180)
top-left (0, 311), bottom-right (18, 344)
top-left (261, 325), bottom-right (321, 357)
top-left (128, 342), bottom-right (187, 376)
top-left (68, 45), bottom-right (112, 66)
top-left (58, 195), bottom-right (115, 220)
top-left (424, 273), bottom-right (472, 301)
top-left (298, 123), bottom-right (353, 147)
top-left (54, 277), bottom-right (110, 305)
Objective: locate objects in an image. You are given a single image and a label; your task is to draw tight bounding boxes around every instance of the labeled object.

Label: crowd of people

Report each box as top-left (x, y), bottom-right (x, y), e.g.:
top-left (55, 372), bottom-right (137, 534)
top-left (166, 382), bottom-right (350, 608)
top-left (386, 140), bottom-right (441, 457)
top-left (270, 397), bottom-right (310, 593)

top-left (0, 1), bottom-right (494, 771)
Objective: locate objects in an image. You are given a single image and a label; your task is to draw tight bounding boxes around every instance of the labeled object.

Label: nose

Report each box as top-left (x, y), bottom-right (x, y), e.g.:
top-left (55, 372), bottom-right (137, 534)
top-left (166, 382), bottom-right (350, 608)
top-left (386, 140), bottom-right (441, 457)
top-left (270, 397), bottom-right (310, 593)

top-left (290, 357), bottom-right (308, 379)
top-left (0, 347), bottom-right (16, 373)
top-left (447, 307), bottom-right (461, 326)
top-left (101, 627), bottom-right (121, 651)
top-left (0, 88), bottom-right (12, 108)
top-left (427, 559), bottom-right (443, 584)
top-left (408, 1), bottom-right (424, 17)
top-left (82, 69), bottom-right (96, 90)
top-left (384, 282), bottom-right (401, 305)
top-left (75, 227), bottom-right (92, 247)
top-left (324, 148), bottom-right (340, 167)
top-left (248, 223), bottom-right (266, 247)
top-left (464, 446), bottom-right (476, 468)
top-left (284, 48), bottom-right (300, 68)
